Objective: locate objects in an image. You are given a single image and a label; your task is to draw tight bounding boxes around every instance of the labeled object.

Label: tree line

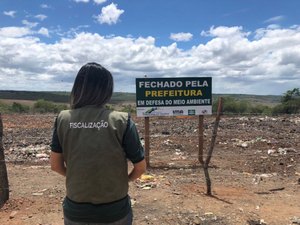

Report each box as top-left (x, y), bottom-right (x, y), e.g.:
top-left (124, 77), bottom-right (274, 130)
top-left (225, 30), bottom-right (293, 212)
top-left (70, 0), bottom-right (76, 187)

top-left (212, 88), bottom-right (300, 115)
top-left (0, 88), bottom-right (299, 115)
top-left (0, 99), bottom-right (135, 114)
top-left (0, 99), bottom-right (68, 114)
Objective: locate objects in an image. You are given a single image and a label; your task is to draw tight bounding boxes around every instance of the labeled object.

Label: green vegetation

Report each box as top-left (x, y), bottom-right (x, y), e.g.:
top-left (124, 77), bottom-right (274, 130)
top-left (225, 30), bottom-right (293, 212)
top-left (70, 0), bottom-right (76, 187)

top-left (0, 91), bottom-right (136, 104)
top-left (0, 101), bottom-right (11, 113)
top-left (11, 102), bottom-right (30, 113)
top-left (0, 100), bottom-right (67, 114)
top-left (212, 97), bottom-right (272, 115)
top-left (213, 88), bottom-right (299, 115)
top-left (33, 99), bottom-right (68, 113)
top-left (1, 101), bottom-right (31, 113)
top-left (0, 90), bottom-right (69, 103)
top-left (213, 94), bottom-right (281, 107)
top-left (272, 88), bottom-right (300, 115)
top-left (281, 88), bottom-right (300, 103)
top-left (110, 92), bottom-right (136, 104)
top-left (120, 104), bottom-right (136, 114)
top-left (0, 89), bottom-right (299, 115)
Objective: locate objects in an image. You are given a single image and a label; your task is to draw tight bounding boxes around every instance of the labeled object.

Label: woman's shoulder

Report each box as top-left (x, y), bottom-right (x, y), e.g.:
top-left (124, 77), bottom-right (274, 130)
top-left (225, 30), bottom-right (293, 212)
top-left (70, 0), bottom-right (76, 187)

top-left (58, 109), bottom-right (72, 116)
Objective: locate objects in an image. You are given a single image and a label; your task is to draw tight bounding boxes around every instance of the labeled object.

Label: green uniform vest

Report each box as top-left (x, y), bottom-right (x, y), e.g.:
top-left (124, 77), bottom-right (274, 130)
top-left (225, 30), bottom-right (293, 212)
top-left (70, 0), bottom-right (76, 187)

top-left (56, 106), bottom-right (129, 204)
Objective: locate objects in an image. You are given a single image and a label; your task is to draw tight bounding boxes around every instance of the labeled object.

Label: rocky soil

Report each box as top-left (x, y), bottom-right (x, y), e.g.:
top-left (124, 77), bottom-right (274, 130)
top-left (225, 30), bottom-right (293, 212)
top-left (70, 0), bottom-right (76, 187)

top-left (0, 114), bottom-right (299, 225)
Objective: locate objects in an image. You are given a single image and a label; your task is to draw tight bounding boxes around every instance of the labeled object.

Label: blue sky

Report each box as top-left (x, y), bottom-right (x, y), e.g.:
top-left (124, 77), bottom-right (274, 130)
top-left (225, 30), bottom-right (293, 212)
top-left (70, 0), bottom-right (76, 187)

top-left (0, 0), bottom-right (300, 95)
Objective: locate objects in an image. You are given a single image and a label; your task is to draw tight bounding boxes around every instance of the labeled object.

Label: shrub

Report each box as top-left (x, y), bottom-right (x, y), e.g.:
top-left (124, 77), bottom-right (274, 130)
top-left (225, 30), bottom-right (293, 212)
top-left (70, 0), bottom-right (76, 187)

top-left (272, 88), bottom-right (300, 115)
top-left (121, 104), bottom-right (136, 114)
top-left (11, 102), bottom-right (30, 113)
top-left (105, 104), bottom-right (115, 111)
top-left (213, 97), bottom-right (273, 115)
top-left (33, 99), bottom-right (68, 113)
top-left (0, 101), bottom-right (10, 113)
top-left (272, 99), bottom-right (300, 115)
top-left (281, 88), bottom-right (300, 103)
top-left (249, 104), bottom-right (272, 115)
top-left (213, 97), bottom-right (250, 114)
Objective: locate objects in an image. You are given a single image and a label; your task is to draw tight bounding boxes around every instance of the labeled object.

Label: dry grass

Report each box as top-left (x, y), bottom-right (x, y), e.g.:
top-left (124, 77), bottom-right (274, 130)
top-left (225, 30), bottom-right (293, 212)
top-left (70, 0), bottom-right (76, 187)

top-left (0, 99), bottom-right (36, 106)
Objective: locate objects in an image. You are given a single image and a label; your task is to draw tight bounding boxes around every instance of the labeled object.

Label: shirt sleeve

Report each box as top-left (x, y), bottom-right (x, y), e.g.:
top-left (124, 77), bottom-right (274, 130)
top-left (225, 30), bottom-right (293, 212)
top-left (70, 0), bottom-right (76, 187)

top-left (122, 118), bottom-right (145, 163)
top-left (50, 117), bottom-right (63, 153)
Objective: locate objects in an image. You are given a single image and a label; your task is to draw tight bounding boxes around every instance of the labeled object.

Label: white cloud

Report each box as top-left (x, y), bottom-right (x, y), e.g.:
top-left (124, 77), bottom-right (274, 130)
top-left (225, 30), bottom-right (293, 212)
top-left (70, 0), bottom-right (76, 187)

top-left (266, 24), bottom-right (281, 30)
top-left (264, 15), bottom-right (285, 24)
top-left (22, 20), bottom-right (39, 28)
top-left (201, 26), bottom-right (249, 38)
top-left (73, 0), bottom-right (90, 3)
top-left (73, 0), bottom-right (107, 4)
top-left (0, 27), bottom-right (31, 37)
top-left (3, 10), bottom-right (16, 18)
top-left (0, 25), bottom-right (300, 95)
top-left (38, 27), bottom-right (50, 37)
top-left (40, 4), bottom-right (51, 9)
top-left (95, 3), bottom-right (124, 25)
top-left (93, 0), bottom-right (107, 4)
top-left (35, 14), bottom-right (47, 21)
top-left (170, 32), bottom-right (193, 42)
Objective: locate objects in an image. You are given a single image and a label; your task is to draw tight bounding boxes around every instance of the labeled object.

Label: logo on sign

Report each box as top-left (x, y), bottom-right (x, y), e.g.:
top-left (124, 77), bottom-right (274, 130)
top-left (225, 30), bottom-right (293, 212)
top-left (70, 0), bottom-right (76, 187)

top-left (188, 109), bottom-right (196, 115)
top-left (143, 107), bottom-right (158, 115)
top-left (173, 110), bottom-right (184, 115)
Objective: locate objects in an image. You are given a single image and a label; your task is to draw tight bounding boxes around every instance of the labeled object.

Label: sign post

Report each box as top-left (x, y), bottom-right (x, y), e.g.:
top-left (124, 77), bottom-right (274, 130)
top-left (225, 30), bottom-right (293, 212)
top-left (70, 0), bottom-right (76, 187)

top-left (198, 115), bottom-right (204, 164)
top-left (144, 117), bottom-right (150, 166)
top-left (136, 77), bottom-right (212, 166)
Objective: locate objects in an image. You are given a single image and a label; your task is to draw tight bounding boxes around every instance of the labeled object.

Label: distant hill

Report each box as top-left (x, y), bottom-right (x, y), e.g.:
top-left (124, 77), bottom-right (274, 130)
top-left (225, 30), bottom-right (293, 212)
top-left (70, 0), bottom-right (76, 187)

top-left (213, 94), bottom-right (281, 106)
top-left (0, 90), bottom-right (281, 106)
top-left (0, 90), bottom-right (136, 104)
top-left (0, 90), bottom-right (69, 103)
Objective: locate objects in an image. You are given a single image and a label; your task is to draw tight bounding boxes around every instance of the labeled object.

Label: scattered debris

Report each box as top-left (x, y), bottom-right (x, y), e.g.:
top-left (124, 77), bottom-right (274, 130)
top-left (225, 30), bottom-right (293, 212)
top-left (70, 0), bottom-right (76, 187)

top-left (9, 211), bottom-right (18, 219)
top-left (278, 147), bottom-right (297, 155)
top-left (247, 219), bottom-right (267, 225)
top-left (291, 216), bottom-right (300, 224)
top-left (136, 174), bottom-right (157, 190)
top-left (267, 149), bottom-right (276, 155)
top-left (254, 187), bottom-right (285, 195)
top-left (32, 192), bottom-right (44, 196)
top-left (161, 131), bottom-right (170, 135)
top-left (269, 187), bottom-right (285, 192)
top-left (1, 114), bottom-right (300, 225)
top-left (139, 174), bottom-right (155, 181)
top-left (130, 198), bottom-right (137, 207)
top-left (253, 173), bottom-right (277, 184)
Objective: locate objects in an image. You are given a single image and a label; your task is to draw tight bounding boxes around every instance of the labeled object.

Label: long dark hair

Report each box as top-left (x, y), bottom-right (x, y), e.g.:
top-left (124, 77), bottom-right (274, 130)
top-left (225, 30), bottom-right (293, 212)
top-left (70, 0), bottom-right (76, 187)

top-left (70, 62), bottom-right (113, 109)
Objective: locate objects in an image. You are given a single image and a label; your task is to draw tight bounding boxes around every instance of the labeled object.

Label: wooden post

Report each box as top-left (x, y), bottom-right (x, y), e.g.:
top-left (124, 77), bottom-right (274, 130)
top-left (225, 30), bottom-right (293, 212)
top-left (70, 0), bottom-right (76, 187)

top-left (144, 117), bottom-right (150, 167)
top-left (0, 113), bottom-right (9, 208)
top-left (198, 115), bottom-right (204, 164)
top-left (203, 97), bottom-right (223, 195)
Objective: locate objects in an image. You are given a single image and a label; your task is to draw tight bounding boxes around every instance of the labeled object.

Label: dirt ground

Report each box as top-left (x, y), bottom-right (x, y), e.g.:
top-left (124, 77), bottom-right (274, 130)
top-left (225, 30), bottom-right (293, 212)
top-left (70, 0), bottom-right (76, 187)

top-left (0, 114), bottom-right (299, 225)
